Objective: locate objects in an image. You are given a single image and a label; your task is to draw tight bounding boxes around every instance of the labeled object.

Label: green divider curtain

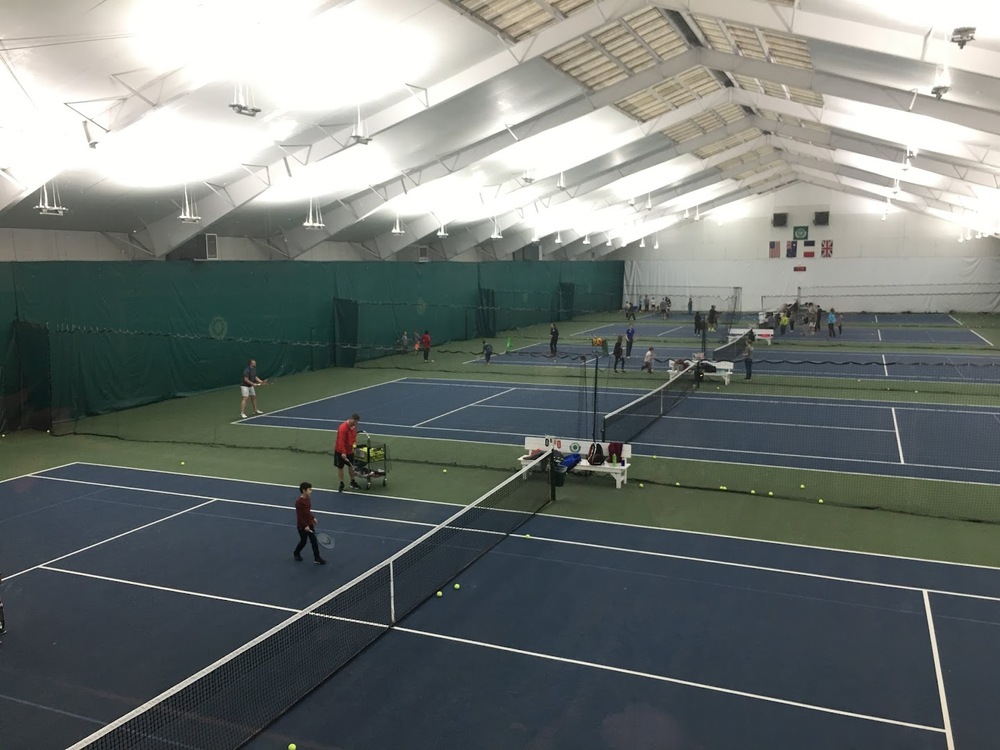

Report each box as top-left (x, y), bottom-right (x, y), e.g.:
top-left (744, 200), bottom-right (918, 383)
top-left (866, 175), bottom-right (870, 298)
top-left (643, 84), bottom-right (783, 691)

top-left (477, 288), bottom-right (497, 338)
top-left (332, 298), bottom-right (359, 367)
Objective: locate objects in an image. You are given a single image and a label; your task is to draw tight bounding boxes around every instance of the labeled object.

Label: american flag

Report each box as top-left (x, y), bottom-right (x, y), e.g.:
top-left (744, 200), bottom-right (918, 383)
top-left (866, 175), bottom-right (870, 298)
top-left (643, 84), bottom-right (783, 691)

top-left (821, 239), bottom-right (833, 257)
top-left (786, 240), bottom-right (797, 257)
top-left (768, 241), bottom-right (780, 258)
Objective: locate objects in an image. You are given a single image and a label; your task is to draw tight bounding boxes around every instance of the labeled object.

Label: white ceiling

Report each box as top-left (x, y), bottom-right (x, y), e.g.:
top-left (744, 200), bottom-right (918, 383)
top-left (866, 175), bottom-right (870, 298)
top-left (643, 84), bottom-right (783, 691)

top-left (1, 0), bottom-right (1000, 259)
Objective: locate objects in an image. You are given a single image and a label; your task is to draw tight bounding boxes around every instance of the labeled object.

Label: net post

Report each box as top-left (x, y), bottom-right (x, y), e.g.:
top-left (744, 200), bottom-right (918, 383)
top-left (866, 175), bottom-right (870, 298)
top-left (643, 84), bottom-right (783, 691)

top-left (389, 559), bottom-right (397, 624)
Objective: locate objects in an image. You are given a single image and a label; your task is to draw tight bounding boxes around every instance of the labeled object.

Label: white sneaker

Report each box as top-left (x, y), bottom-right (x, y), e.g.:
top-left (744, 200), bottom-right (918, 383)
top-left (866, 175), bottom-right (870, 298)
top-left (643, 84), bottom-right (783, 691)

top-left (240, 413), bottom-right (247, 419)
top-left (255, 410), bottom-right (264, 415)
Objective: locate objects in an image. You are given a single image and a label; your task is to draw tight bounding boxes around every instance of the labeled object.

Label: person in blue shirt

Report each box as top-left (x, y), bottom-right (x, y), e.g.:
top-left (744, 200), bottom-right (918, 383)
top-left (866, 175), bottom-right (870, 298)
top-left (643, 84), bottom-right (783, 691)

top-left (827, 309), bottom-right (837, 338)
top-left (625, 323), bottom-right (635, 358)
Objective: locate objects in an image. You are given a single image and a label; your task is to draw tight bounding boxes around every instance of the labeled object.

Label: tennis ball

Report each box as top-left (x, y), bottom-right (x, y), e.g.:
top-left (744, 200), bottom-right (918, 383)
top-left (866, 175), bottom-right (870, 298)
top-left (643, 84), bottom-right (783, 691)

top-left (818, 499), bottom-right (824, 504)
top-left (180, 461), bottom-right (186, 466)
top-left (525, 534), bottom-right (531, 539)
top-left (799, 484), bottom-right (806, 489)
top-left (719, 485), bottom-right (727, 491)
top-left (1, 434), bottom-right (5, 438)
top-left (639, 483), bottom-right (644, 488)
top-left (768, 491), bottom-right (774, 496)
top-left (436, 591), bottom-right (443, 597)
top-left (750, 490), bottom-right (756, 494)
top-left (442, 469), bottom-right (448, 474)
top-left (675, 482), bottom-right (680, 486)
top-left (289, 745), bottom-right (297, 750)
top-left (454, 583), bottom-right (460, 590)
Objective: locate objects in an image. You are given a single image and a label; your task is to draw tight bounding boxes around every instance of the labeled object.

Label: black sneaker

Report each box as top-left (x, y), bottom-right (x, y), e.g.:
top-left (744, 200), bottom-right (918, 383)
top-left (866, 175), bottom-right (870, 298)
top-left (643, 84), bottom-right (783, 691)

top-left (338, 483), bottom-right (344, 492)
top-left (294, 554), bottom-right (303, 562)
top-left (350, 481), bottom-right (361, 490)
top-left (314, 558), bottom-right (326, 565)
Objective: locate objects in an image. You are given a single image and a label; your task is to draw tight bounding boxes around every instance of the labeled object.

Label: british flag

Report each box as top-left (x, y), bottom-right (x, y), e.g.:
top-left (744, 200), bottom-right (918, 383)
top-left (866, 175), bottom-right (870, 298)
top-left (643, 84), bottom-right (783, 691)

top-left (821, 239), bottom-right (833, 257)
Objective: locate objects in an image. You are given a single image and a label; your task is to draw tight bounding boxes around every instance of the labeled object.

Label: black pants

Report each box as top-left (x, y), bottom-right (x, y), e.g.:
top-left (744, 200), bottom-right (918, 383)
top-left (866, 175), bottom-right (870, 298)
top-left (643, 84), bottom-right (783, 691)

top-left (828, 323), bottom-right (835, 337)
top-left (626, 340), bottom-right (633, 357)
top-left (550, 338), bottom-right (558, 354)
top-left (423, 347), bottom-right (430, 361)
top-left (744, 358), bottom-right (752, 380)
top-left (614, 354), bottom-right (625, 371)
top-left (295, 529), bottom-right (321, 560)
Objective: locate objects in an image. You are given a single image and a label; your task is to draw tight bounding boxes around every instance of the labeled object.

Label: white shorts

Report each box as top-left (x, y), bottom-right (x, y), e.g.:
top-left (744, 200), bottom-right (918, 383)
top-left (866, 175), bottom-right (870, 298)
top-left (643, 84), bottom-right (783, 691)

top-left (241, 386), bottom-right (256, 397)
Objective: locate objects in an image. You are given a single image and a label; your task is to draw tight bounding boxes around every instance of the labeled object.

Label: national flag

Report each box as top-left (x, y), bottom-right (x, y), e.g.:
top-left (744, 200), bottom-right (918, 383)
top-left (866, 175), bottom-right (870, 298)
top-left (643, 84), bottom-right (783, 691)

top-left (821, 240), bottom-right (833, 257)
top-left (786, 240), bottom-right (797, 257)
top-left (768, 241), bottom-right (780, 258)
top-left (803, 251), bottom-right (815, 258)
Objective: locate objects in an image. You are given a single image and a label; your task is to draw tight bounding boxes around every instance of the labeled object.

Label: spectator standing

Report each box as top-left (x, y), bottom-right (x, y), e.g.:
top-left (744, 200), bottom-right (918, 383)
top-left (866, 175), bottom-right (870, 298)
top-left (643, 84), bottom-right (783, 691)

top-left (837, 312), bottom-right (844, 336)
top-left (694, 312), bottom-right (702, 335)
top-left (779, 312), bottom-right (789, 335)
top-left (687, 297), bottom-right (693, 315)
top-left (666, 297), bottom-right (672, 317)
top-left (828, 309), bottom-right (837, 338)
top-left (644, 295), bottom-right (650, 312)
top-left (742, 341), bottom-right (753, 381)
top-left (613, 335), bottom-right (625, 372)
top-left (549, 323), bottom-right (559, 355)
top-left (400, 330), bottom-right (409, 354)
top-left (420, 330), bottom-right (432, 362)
top-left (625, 323), bottom-right (635, 358)
top-left (707, 305), bottom-right (718, 333)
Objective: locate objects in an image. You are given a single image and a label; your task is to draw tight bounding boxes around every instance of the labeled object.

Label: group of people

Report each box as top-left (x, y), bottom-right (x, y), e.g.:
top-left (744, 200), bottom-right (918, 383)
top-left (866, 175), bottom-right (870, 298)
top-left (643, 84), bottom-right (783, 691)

top-left (399, 330), bottom-right (434, 360)
top-left (293, 412), bottom-right (363, 565)
top-left (765, 303), bottom-right (844, 338)
top-left (693, 305), bottom-right (719, 335)
top-left (624, 296), bottom-right (680, 320)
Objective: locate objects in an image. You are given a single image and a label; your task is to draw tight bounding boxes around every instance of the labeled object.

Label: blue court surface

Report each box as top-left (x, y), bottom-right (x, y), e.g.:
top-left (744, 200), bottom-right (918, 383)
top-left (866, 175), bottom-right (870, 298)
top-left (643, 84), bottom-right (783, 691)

top-left (2, 464), bottom-right (999, 749)
top-left (243, 377), bottom-right (1000, 485)
top-left (572, 321), bottom-right (990, 346)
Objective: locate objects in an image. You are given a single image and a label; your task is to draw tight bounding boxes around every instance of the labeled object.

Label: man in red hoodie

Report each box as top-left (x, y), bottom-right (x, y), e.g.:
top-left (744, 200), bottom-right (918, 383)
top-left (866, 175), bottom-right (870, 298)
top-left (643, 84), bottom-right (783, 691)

top-left (293, 482), bottom-right (325, 565)
top-left (335, 413), bottom-right (362, 492)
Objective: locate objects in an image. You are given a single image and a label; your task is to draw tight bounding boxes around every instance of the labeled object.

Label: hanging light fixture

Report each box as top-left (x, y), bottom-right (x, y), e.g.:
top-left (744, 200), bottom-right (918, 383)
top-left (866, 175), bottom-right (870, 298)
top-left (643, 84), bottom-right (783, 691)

top-left (178, 184), bottom-right (201, 224)
top-left (639, 236), bottom-right (646, 248)
top-left (303, 197), bottom-right (324, 229)
top-left (694, 205), bottom-right (701, 222)
top-left (627, 196), bottom-right (636, 206)
top-left (653, 235), bottom-right (660, 250)
top-left (490, 217), bottom-right (503, 240)
top-left (555, 231), bottom-right (563, 244)
top-left (583, 234), bottom-right (591, 245)
top-left (34, 180), bottom-right (68, 216)
top-left (437, 222), bottom-right (448, 238)
top-left (351, 104), bottom-right (372, 145)
top-left (645, 194), bottom-right (652, 210)
top-left (605, 232), bottom-right (613, 246)
top-left (683, 207), bottom-right (689, 219)
top-left (229, 82), bottom-right (261, 117)
top-left (391, 214), bottom-right (405, 235)
top-left (557, 172), bottom-right (566, 190)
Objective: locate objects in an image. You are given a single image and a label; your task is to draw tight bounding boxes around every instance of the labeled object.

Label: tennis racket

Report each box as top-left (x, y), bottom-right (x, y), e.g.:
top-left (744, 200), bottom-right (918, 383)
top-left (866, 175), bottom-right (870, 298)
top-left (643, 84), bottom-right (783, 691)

top-left (315, 532), bottom-right (335, 549)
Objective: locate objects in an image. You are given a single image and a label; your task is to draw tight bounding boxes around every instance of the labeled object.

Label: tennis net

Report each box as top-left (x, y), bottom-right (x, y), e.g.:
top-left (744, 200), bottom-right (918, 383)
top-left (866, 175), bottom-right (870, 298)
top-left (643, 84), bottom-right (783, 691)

top-left (70, 451), bottom-right (555, 750)
top-left (601, 364), bottom-right (696, 443)
top-left (711, 330), bottom-right (752, 362)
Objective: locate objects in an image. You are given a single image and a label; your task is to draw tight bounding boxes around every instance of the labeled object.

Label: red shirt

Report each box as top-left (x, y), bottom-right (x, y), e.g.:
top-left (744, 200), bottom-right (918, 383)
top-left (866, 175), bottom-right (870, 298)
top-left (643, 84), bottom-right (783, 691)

top-left (335, 420), bottom-right (357, 455)
top-left (295, 494), bottom-right (315, 530)
top-left (420, 333), bottom-right (431, 350)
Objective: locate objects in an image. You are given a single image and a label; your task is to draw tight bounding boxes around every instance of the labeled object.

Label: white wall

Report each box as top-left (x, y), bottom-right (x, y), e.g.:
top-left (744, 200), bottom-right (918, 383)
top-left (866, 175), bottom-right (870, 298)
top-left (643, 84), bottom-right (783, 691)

top-left (618, 184), bottom-right (1000, 313)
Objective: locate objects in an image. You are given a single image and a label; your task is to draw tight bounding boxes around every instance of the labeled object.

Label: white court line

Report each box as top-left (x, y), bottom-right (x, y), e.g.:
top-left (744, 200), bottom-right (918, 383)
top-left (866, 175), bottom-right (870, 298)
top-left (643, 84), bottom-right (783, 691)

top-left (42, 565), bottom-right (300, 614)
top-left (230, 377), bottom-right (407, 425)
top-left (874, 314), bottom-right (879, 324)
top-left (395, 626), bottom-right (944, 734)
top-left (877, 328), bottom-right (883, 342)
top-left (656, 326), bottom-right (683, 337)
top-left (33, 464), bottom-right (1000, 573)
top-left (923, 592), bottom-right (955, 750)
top-left (971, 329), bottom-right (994, 347)
top-left (32, 474), bottom-right (442, 529)
top-left (0, 693), bottom-right (104, 727)
top-left (881, 353), bottom-right (889, 378)
top-left (949, 314), bottom-right (964, 326)
top-left (413, 388), bottom-right (516, 427)
top-left (891, 408), bottom-right (905, 464)
top-left (6, 499), bottom-right (216, 581)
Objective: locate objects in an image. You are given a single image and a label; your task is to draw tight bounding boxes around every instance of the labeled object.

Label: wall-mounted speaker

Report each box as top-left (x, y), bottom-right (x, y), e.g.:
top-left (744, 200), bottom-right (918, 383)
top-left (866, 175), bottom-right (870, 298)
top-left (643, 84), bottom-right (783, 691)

top-left (814, 211), bottom-right (830, 226)
top-left (772, 212), bottom-right (788, 228)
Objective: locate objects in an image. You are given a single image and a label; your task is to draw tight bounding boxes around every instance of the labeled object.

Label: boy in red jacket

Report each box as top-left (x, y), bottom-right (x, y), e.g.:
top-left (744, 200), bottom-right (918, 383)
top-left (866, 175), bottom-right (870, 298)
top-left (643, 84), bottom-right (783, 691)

top-left (293, 482), bottom-right (325, 565)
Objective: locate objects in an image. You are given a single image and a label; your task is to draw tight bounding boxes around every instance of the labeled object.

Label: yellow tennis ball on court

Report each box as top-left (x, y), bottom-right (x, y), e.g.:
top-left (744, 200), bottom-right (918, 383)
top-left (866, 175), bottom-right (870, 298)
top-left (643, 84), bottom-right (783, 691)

top-left (799, 484), bottom-right (805, 489)
top-left (675, 482), bottom-right (680, 486)
top-left (289, 744), bottom-right (297, 750)
top-left (818, 499), bottom-right (824, 504)
top-left (768, 491), bottom-right (774, 496)
top-left (750, 490), bottom-right (756, 495)
top-left (525, 534), bottom-right (531, 538)
top-left (639, 483), bottom-right (644, 488)
top-left (180, 461), bottom-right (186, 466)
top-left (719, 486), bottom-right (727, 491)
top-left (436, 591), bottom-right (442, 597)
top-left (454, 583), bottom-right (460, 590)
top-left (442, 468), bottom-right (448, 474)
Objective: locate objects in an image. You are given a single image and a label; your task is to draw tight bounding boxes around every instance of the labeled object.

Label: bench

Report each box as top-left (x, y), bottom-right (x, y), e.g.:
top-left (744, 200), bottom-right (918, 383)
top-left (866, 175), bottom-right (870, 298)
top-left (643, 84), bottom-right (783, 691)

top-left (729, 327), bottom-right (773, 344)
top-left (518, 436), bottom-right (632, 489)
top-left (667, 359), bottom-right (733, 385)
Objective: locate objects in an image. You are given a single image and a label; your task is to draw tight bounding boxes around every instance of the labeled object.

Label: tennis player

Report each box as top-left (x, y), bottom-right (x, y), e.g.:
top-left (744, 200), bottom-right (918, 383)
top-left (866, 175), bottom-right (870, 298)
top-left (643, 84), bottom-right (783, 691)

top-left (293, 482), bottom-right (325, 565)
top-left (240, 358), bottom-right (267, 419)
top-left (335, 413), bottom-right (362, 492)
top-left (641, 346), bottom-right (654, 373)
